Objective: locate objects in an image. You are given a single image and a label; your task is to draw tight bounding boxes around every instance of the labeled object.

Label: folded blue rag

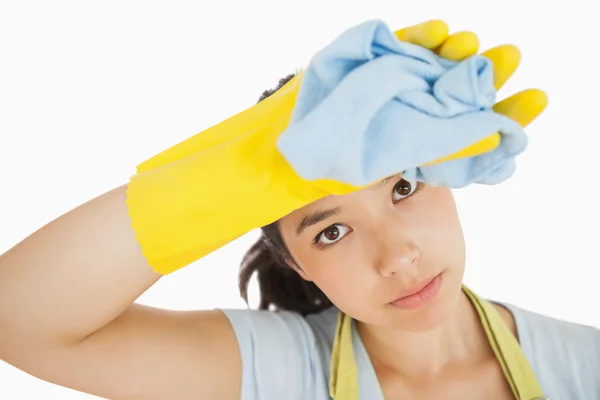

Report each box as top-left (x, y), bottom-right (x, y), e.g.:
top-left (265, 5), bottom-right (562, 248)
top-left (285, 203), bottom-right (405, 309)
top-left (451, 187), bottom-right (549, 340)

top-left (276, 20), bottom-right (526, 188)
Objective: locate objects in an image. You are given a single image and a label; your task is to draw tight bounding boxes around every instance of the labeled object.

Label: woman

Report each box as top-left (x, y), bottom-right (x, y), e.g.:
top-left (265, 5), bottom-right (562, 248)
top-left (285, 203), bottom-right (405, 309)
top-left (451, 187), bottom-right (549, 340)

top-left (0, 20), bottom-right (598, 400)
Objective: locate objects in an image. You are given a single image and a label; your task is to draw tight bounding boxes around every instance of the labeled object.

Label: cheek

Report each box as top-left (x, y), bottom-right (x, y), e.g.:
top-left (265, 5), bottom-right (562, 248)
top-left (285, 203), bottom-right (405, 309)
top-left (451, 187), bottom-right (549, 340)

top-left (413, 187), bottom-right (465, 260)
top-left (301, 245), bottom-right (365, 286)
top-left (419, 188), bottom-right (460, 229)
top-left (289, 241), bottom-right (375, 309)
top-left (314, 266), bottom-right (374, 315)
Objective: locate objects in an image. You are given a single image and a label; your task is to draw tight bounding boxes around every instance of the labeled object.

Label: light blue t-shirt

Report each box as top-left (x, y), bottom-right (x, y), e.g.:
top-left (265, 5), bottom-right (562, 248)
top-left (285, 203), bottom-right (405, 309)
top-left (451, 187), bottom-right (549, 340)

top-left (221, 302), bottom-right (600, 399)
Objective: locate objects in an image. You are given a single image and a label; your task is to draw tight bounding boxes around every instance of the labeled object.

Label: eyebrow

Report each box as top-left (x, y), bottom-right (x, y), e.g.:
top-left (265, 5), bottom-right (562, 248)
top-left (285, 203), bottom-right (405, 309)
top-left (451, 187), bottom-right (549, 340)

top-left (296, 207), bottom-right (343, 236)
top-left (372, 175), bottom-right (393, 190)
top-left (294, 176), bottom-right (395, 236)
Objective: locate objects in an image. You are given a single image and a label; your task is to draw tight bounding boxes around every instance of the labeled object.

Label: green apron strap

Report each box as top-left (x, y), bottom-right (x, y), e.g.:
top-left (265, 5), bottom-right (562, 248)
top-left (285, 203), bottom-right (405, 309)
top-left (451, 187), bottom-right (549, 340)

top-left (329, 287), bottom-right (548, 400)
top-left (462, 286), bottom-right (547, 400)
top-left (329, 311), bottom-right (359, 400)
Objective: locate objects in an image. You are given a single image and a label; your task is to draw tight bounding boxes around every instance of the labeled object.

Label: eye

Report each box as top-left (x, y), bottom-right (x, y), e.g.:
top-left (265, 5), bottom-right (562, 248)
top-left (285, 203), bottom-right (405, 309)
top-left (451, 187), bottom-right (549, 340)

top-left (315, 224), bottom-right (351, 247)
top-left (392, 178), bottom-right (419, 202)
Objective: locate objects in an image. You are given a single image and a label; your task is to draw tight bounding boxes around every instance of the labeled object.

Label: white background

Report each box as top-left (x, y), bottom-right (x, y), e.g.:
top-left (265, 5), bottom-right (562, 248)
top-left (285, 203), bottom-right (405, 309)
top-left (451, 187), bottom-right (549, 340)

top-left (1, 0), bottom-right (598, 398)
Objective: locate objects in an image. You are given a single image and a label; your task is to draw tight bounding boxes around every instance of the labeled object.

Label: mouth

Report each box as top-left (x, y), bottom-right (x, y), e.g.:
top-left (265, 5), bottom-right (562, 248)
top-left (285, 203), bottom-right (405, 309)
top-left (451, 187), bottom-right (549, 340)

top-left (389, 273), bottom-right (442, 310)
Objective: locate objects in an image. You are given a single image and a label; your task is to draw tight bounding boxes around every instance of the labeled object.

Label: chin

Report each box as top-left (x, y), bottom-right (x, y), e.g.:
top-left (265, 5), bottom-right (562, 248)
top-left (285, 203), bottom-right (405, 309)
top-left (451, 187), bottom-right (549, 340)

top-left (397, 299), bottom-right (457, 332)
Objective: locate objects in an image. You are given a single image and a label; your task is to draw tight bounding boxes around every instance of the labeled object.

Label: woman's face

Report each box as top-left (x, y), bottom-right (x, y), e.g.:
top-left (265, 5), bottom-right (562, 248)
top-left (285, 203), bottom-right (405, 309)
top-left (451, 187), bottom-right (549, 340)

top-left (278, 176), bottom-right (467, 332)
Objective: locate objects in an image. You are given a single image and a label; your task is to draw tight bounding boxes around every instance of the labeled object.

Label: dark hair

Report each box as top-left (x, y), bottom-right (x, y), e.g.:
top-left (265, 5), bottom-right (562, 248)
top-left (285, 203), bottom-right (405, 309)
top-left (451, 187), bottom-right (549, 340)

top-left (238, 73), bottom-right (333, 316)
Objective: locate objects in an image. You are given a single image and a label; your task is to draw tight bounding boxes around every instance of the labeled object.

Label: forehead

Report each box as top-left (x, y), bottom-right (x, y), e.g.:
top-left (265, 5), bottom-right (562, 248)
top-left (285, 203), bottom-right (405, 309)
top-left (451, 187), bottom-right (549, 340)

top-left (292, 176), bottom-right (394, 212)
top-left (280, 193), bottom-right (341, 228)
top-left (279, 180), bottom-right (388, 232)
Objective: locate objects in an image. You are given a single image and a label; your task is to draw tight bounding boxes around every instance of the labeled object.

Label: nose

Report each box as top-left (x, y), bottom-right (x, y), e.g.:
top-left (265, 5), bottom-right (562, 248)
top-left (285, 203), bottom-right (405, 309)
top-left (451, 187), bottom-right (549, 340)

top-left (375, 234), bottom-right (420, 277)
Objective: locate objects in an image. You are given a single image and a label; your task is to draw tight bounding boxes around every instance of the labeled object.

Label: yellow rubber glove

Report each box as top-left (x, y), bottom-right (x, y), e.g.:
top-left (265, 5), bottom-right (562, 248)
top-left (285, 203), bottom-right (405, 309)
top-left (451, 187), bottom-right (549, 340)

top-left (127, 21), bottom-right (548, 275)
top-left (404, 22), bottom-right (548, 164)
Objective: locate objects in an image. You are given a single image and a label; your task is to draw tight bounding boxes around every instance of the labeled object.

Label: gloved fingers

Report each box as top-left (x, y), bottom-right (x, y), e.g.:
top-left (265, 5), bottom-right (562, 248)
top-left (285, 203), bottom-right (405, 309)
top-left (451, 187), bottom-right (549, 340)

top-left (493, 89), bottom-right (548, 127)
top-left (427, 89), bottom-right (549, 167)
top-left (424, 89), bottom-right (548, 166)
top-left (437, 35), bottom-right (523, 94)
top-left (481, 45), bottom-right (521, 90)
top-left (394, 20), bottom-right (449, 49)
top-left (396, 22), bottom-right (522, 93)
top-left (434, 34), bottom-right (522, 93)
top-left (395, 20), bottom-right (480, 61)
top-left (435, 31), bottom-right (480, 61)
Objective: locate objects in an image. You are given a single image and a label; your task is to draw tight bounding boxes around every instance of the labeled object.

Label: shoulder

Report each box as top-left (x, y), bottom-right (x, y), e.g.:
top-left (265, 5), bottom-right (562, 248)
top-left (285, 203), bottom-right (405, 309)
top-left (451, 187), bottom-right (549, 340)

top-left (218, 307), bottom-right (339, 400)
top-left (503, 302), bottom-right (600, 358)
top-left (499, 302), bottom-right (600, 397)
top-left (220, 306), bottom-right (339, 350)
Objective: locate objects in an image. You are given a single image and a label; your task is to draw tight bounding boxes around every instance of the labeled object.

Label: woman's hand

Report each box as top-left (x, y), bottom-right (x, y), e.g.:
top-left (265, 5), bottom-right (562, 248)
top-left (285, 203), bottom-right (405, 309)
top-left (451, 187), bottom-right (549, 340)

top-left (396, 20), bottom-right (547, 164)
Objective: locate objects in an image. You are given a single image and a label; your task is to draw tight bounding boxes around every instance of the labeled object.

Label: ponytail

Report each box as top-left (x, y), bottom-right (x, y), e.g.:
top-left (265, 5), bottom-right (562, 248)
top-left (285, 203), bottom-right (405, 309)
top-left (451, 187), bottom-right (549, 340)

top-left (238, 223), bottom-right (332, 316)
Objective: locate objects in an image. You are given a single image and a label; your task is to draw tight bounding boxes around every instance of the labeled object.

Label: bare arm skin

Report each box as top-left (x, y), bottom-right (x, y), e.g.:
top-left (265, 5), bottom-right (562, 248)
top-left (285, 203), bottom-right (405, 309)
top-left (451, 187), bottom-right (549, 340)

top-left (0, 185), bottom-right (242, 400)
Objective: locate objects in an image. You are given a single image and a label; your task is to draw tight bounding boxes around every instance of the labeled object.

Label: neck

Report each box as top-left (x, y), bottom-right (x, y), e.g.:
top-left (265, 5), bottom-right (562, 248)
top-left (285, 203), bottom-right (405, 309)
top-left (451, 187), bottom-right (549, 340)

top-left (356, 291), bottom-right (490, 381)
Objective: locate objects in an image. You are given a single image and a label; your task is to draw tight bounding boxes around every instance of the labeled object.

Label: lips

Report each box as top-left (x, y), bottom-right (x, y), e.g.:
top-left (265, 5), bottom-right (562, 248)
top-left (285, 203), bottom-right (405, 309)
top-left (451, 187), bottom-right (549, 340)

top-left (389, 273), bottom-right (443, 310)
top-left (393, 274), bottom-right (439, 300)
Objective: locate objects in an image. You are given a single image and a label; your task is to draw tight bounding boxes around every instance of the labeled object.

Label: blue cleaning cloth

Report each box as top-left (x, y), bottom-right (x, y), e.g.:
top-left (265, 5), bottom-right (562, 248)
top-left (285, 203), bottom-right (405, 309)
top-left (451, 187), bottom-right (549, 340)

top-left (276, 20), bottom-right (526, 188)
